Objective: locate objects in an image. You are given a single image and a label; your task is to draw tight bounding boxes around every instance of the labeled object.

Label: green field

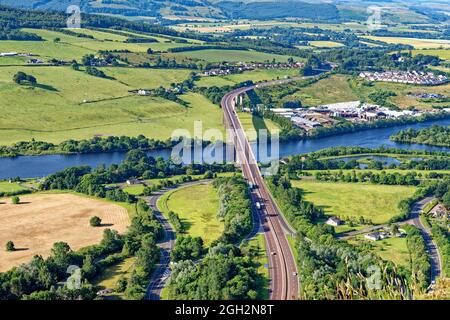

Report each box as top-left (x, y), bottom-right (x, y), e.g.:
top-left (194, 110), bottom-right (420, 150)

top-left (101, 67), bottom-right (193, 88)
top-left (238, 112), bottom-right (280, 141)
top-left (0, 68), bottom-right (224, 145)
top-left (292, 180), bottom-right (416, 224)
top-left (287, 74), bottom-right (450, 110)
top-left (195, 68), bottom-right (300, 88)
top-left (157, 183), bottom-right (223, 245)
top-left (350, 236), bottom-right (410, 267)
top-left (92, 257), bottom-right (136, 299)
top-left (0, 181), bottom-right (29, 193)
top-left (175, 49), bottom-right (299, 63)
top-left (413, 49), bottom-right (450, 61)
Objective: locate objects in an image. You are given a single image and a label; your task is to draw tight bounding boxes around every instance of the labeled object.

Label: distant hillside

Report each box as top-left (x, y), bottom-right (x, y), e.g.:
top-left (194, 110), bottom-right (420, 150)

top-left (0, 0), bottom-right (338, 20)
top-left (217, 1), bottom-right (339, 20)
top-left (0, 0), bottom-right (446, 23)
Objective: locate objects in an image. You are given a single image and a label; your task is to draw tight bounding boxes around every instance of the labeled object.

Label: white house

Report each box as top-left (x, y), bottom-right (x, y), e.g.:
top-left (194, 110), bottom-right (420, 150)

top-left (325, 216), bottom-right (343, 227)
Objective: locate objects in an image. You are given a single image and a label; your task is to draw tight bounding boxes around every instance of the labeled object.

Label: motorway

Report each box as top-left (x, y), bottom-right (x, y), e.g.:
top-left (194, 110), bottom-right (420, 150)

top-left (221, 77), bottom-right (307, 300)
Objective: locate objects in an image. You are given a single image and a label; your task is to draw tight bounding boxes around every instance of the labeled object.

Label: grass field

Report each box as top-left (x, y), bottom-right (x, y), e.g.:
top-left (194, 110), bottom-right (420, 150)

top-left (290, 74), bottom-right (359, 106)
top-left (350, 236), bottom-right (410, 267)
top-left (157, 183), bottom-right (222, 246)
top-left (364, 36), bottom-right (450, 49)
top-left (175, 49), bottom-right (299, 63)
top-left (286, 74), bottom-right (450, 110)
top-left (0, 77), bottom-right (224, 144)
top-left (195, 68), bottom-right (301, 88)
top-left (0, 193), bottom-right (129, 272)
top-left (0, 181), bottom-right (29, 193)
top-left (101, 67), bottom-right (193, 88)
top-left (238, 112), bottom-right (280, 141)
top-left (413, 49), bottom-right (450, 61)
top-left (292, 180), bottom-right (416, 224)
top-left (92, 257), bottom-right (136, 299)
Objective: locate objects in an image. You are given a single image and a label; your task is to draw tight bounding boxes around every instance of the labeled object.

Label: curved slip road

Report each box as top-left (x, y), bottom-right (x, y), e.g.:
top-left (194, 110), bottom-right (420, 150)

top-left (338, 196), bottom-right (442, 284)
top-left (144, 180), bottom-right (209, 300)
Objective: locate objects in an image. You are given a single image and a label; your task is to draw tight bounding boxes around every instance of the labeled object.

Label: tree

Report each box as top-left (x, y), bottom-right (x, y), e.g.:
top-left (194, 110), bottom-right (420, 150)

top-left (53, 37), bottom-right (60, 43)
top-left (443, 191), bottom-right (450, 209)
top-left (11, 196), bottom-right (20, 205)
top-left (13, 71), bottom-right (27, 84)
top-left (5, 241), bottom-right (15, 252)
top-left (146, 48), bottom-right (153, 54)
top-left (90, 216), bottom-right (102, 227)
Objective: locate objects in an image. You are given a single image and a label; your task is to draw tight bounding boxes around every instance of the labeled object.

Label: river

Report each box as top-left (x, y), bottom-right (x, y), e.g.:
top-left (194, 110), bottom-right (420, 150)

top-left (1, 118), bottom-right (449, 179)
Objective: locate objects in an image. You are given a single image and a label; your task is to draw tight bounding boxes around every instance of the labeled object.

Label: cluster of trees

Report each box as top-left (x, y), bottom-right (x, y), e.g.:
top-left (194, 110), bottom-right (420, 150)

top-left (314, 170), bottom-right (420, 186)
top-left (0, 135), bottom-right (180, 157)
top-left (171, 236), bottom-right (204, 262)
top-left (390, 125), bottom-right (450, 147)
top-left (166, 242), bottom-right (264, 300)
top-left (266, 174), bottom-right (412, 299)
top-left (368, 90), bottom-right (398, 110)
top-left (404, 225), bottom-right (431, 291)
top-left (214, 177), bottom-right (253, 243)
top-left (84, 66), bottom-right (109, 79)
top-left (168, 211), bottom-right (184, 233)
top-left (431, 225), bottom-right (450, 277)
top-left (0, 26), bottom-right (42, 40)
top-left (13, 72), bottom-right (37, 85)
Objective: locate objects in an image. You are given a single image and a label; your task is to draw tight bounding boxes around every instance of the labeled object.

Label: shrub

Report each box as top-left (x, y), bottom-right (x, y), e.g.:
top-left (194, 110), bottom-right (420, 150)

top-left (11, 196), bottom-right (20, 205)
top-left (90, 216), bottom-right (102, 227)
top-left (5, 241), bottom-right (15, 252)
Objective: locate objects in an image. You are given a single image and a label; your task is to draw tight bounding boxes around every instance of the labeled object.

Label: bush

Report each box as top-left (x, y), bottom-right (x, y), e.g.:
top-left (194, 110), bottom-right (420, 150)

top-left (5, 241), bottom-right (15, 252)
top-left (90, 216), bottom-right (102, 227)
top-left (11, 196), bottom-right (20, 205)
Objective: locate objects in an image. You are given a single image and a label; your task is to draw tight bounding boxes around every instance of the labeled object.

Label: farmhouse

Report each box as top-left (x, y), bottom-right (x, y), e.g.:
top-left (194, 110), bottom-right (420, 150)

top-left (429, 203), bottom-right (449, 219)
top-left (325, 216), bottom-right (343, 227)
top-left (364, 231), bottom-right (389, 241)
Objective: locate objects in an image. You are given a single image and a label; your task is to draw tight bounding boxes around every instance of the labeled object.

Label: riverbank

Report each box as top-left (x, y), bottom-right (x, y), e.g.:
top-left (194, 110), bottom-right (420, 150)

top-left (1, 118), bottom-right (449, 180)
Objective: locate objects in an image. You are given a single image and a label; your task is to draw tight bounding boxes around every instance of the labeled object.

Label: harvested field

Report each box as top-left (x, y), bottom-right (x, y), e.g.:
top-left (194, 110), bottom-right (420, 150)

top-left (0, 193), bottom-right (129, 271)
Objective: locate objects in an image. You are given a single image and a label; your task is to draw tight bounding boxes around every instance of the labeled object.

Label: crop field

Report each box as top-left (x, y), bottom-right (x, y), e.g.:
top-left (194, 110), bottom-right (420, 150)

top-left (292, 180), bottom-right (416, 224)
top-left (195, 68), bottom-right (301, 88)
top-left (0, 193), bottom-right (130, 271)
top-left (309, 41), bottom-right (344, 48)
top-left (364, 36), bottom-right (450, 49)
top-left (175, 49), bottom-right (299, 63)
top-left (157, 183), bottom-right (223, 246)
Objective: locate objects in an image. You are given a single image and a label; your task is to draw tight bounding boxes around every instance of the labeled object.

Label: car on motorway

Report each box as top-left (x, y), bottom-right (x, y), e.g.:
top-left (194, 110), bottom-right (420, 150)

top-left (255, 201), bottom-right (262, 210)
